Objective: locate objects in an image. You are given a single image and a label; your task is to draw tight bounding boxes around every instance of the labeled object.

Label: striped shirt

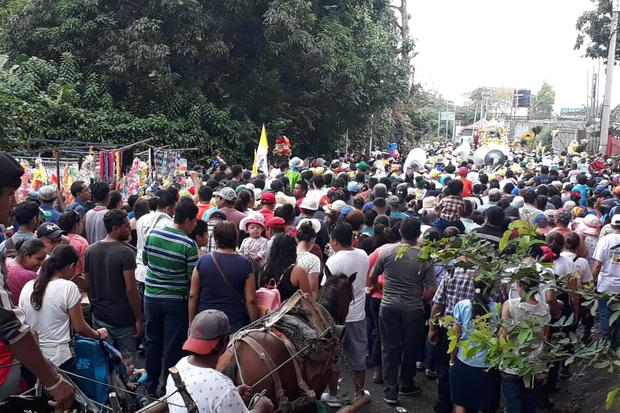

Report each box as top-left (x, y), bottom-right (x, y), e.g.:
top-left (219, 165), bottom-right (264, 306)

top-left (143, 226), bottom-right (199, 301)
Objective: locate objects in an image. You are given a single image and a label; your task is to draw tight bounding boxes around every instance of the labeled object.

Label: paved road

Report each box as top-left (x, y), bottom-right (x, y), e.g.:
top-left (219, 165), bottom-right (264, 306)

top-left (327, 366), bottom-right (439, 413)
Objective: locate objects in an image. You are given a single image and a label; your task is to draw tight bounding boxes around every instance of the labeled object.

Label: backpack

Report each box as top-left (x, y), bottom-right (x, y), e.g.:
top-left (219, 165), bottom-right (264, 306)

top-left (255, 279), bottom-right (282, 316)
top-left (255, 263), bottom-right (294, 316)
top-left (3, 237), bottom-right (17, 259)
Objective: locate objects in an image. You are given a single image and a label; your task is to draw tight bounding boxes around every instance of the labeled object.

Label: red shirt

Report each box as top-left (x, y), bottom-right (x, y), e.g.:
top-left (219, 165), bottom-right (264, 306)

top-left (260, 207), bottom-right (274, 223)
top-left (196, 202), bottom-right (213, 221)
top-left (460, 177), bottom-right (473, 198)
top-left (7, 263), bottom-right (37, 305)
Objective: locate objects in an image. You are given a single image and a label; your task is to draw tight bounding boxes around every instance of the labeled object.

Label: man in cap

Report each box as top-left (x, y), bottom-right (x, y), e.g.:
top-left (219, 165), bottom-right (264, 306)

top-left (592, 214), bottom-right (620, 347)
top-left (457, 167), bottom-right (473, 197)
top-left (259, 192), bottom-right (276, 223)
top-left (166, 310), bottom-right (273, 413)
top-left (0, 152), bottom-right (75, 408)
top-left (387, 195), bottom-right (408, 220)
top-left (285, 158), bottom-right (303, 190)
top-left (35, 222), bottom-right (65, 255)
top-left (298, 197), bottom-right (330, 253)
top-left (38, 185), bottom-right (63, 224)
top-left (214, 186), bottom-right (245, 228)
top-left (477, 188), bottom-right (502, 214)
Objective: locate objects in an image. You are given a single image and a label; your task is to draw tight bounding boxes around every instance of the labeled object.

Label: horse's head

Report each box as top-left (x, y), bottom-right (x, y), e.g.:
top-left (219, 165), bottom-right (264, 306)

top-left (319, 266), bottom-right (356, 325)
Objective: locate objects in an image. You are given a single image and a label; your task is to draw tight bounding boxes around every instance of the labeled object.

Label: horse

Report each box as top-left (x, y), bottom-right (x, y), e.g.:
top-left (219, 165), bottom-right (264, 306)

top-left (216, 270), bottom-right (356, 412)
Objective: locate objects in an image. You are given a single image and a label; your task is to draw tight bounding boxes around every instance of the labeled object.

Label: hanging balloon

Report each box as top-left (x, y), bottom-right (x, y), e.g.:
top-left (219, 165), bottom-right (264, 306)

top-left (484, 149), bottom-right (506, 167)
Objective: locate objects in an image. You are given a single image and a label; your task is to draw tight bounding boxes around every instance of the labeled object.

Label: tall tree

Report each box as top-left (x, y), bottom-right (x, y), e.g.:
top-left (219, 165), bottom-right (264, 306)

top-left (0, 0), bottom-right (408, 159)
top-left (530, 81), bottom-right (556, 119)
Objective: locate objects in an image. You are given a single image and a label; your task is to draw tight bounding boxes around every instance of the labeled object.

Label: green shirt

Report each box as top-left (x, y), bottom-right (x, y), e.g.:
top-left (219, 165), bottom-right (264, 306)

top-left (285, 170), bottom-right (302, 191)
top-left (143, 226), bottom-right (198, 300)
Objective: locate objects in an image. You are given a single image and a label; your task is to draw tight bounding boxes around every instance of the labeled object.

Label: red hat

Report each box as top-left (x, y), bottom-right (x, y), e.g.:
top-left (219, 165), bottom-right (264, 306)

top-left (260, 192), bottom-right (276, 204)
top-left (187, 186), bottom-right (196, 196)
top-left (266, 216), bottom-right (287, 228)
top-left (182, 310), bottom-right (229, 355)
top-left (458, 167), bottom-right (469, 177)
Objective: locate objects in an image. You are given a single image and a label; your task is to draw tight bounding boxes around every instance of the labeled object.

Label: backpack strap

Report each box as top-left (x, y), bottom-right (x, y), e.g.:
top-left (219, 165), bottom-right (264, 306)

top-left (210, 253), bottom-right (245, 305)
top-left (276, 263), bottom-right (296, 287)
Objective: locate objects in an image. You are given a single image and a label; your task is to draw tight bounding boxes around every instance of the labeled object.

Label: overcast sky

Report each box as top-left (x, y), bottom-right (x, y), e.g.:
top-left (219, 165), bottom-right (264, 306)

top-left (408, 0), bottom-right (618, 110)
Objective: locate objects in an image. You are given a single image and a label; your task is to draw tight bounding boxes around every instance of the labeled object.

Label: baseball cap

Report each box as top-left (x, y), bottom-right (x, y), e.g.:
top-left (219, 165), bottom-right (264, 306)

top-left (266, 216), bottom-right (287, 228)
top-left (347, 181), bottom-right (361, 193)
top-left (386, 195), bottom-right (401, 207)
top-left (300, 197), bottom-right (319, 211)
top-left (36, 222), bottom-right (63, 239)
top-left (38, 185), bottom-right (56, 202)
top-left (510, 196), bottom-right (524, 209)
top-left (260, 192), bottom-right (276, 204)
top-left (339, 206), bottom-right (353, 218)
top-left (327, 200), bottom-right (347, 213)
top-left (214, 187), bottom-right (237, 202)
top-left (594, 185), bottom-right (607, 194)
top-left (373, 183), bottom-right (388, 198)
top-left (488, 188), bottom-right (502, 202)
top-left (182, 310), bottom-right (229, 355)
top-left (612, 215), bottom-right (620, 226)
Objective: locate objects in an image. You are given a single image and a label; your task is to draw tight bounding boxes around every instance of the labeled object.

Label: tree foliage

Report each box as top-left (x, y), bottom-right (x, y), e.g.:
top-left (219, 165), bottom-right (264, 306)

top-left (576, 0), bottom-right (619, 62)
top-left (0, 0), bottom-right (408, 160)
top-left (530, 81), bottom-right (556, 119)
top-left (419, 222), bottom-right (620, 406)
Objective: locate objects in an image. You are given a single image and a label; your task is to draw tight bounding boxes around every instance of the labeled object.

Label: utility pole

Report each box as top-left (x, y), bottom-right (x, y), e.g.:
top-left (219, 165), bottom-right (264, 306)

top-left (599, 0), bottom-right (620, 155)
top-left (369, 114), bottom-right (374, 156)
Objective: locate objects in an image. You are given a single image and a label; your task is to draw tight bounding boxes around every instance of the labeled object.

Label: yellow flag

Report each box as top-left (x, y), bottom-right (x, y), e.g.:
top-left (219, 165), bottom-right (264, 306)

top-left (252, 124), bottom-right (269, 176)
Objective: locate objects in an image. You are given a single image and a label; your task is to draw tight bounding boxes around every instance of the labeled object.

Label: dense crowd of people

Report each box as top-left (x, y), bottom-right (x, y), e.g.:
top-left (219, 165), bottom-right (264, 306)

top-left (0, 145), bottom-right (619, 413)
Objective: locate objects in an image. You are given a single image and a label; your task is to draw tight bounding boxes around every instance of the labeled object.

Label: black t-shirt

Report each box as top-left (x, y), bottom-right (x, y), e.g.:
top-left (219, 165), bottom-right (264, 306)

top-left (85, 240), bottom-right (137, 327)
top-left (473, 225), bottom-right (505, 249)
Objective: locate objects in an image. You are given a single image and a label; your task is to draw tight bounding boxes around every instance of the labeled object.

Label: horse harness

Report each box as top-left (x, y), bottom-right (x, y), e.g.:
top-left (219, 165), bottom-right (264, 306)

top-left (235, 328), bottom-right (316, 412)
top-left (231, 291), bottom-right (337, 412)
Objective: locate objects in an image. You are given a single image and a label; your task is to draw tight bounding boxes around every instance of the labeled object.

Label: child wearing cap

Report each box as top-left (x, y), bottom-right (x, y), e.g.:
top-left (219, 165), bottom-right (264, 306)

top-left (239, 216), bottom-right (268, 263)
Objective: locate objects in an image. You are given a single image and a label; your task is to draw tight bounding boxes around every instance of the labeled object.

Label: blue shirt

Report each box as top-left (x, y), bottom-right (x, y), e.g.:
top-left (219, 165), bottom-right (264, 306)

top-left (40, 203), bottom-right (61, 224)
top-left (572, 184), bottom-right (590, 208)
top-left (65, 199), bottom-right (87, 217)
top-left (195, 252), bottom-right (252, 332)
top-left (453, 299), bottom-right (499, 368)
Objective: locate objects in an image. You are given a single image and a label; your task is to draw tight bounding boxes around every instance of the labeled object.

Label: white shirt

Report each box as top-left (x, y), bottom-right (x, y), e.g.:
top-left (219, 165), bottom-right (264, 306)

top-left (325, 248), bottom-right (369, 323)
top-left (166, 357), bottom-right (248, 413)
top-left (297, 250), bottom-right (320, 276)
top-left (593, 233), bottom-right (620, 293)
top-left (552, 255), bottom-right (575, 279)
top-left (19, 279), bottom-right (81, 366)
top-left (135, 211), bottom-right (173, 282)
top-left (560, 251), bottom-right (593, 285)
